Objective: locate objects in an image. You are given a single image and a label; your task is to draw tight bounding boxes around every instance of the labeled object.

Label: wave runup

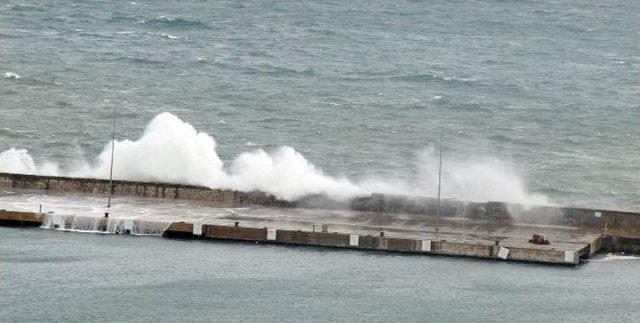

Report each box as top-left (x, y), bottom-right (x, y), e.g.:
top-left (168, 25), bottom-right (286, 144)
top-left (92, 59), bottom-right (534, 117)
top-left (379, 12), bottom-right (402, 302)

top-left (0, 112), bottom-right (548, 205)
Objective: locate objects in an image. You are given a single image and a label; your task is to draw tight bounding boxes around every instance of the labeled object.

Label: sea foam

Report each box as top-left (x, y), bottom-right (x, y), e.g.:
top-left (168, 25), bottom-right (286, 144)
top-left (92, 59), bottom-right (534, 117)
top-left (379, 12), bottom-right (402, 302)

top-left (4, 72), bottom-right (20, 79)
top-left (0, 112), bottom-right (548, 204)
top-left (591, 253), bottom-right (640, 262)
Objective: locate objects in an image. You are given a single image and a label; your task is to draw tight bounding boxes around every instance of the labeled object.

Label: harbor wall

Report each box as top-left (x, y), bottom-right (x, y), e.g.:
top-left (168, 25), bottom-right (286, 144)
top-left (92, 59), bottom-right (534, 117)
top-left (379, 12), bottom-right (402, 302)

top-left (0, 210), bottom-right (42, 227)
top-left (601, 235), bottom-right (640, 254)
top-left (2, 172), bottom-right (640, 234)
top-left (0, 209), bottom-right (630, 265)
top-left (0, 172), bottom-right (290, 207)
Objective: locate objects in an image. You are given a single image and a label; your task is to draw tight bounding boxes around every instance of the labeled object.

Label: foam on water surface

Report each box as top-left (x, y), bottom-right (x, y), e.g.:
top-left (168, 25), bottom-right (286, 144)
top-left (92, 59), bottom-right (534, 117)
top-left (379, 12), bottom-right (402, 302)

top-left (591, 253), bottom-right (640, 262)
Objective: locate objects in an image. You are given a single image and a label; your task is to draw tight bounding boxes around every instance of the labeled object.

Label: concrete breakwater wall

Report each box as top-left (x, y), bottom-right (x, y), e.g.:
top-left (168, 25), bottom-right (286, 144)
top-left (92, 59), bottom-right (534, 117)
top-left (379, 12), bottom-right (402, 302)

top-left (2, 172), bottom-right (640, 234)
top-left (0, 210), bottom-right (589, 265)
top-left (0, 172), bottom-right (291, 207)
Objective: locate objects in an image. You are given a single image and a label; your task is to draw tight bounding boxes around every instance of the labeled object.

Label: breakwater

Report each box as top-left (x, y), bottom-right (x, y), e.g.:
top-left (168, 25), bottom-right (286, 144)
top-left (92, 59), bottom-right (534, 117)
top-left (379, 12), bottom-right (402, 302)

top-left (0, 172), bottom-right (290, 207)
top-left (2, 172), bottom-right (639, 232)
top-left (0, 210), bottom-right (597, 265)
top-left (2, 172), bottom-right (640, 265)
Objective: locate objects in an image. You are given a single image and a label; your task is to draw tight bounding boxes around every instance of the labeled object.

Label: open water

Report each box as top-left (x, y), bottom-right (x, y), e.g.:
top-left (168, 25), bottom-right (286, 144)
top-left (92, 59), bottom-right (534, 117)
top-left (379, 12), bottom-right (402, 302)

top-left (2, 227), bottom-right (640, 322)
top-left (1, 0), bottom-right (639, 209)
top-left (1, 1), bottom-right (640, 321)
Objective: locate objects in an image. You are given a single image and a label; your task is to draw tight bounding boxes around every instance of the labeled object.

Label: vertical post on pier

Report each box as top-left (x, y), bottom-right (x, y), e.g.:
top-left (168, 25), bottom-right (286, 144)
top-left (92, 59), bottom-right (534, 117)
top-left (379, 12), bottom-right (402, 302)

top-left (435, 127), bottom-right (443, 239)
top-left (105, 100), bottom-right (116, 218)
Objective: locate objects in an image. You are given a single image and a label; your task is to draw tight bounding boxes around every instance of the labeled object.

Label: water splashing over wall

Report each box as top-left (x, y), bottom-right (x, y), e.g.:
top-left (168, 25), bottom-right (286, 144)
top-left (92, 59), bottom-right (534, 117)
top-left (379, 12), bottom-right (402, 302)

top-left (1, 112), bottom-right (547, 206)
top-left (40, 213), bottom-right (170, 236)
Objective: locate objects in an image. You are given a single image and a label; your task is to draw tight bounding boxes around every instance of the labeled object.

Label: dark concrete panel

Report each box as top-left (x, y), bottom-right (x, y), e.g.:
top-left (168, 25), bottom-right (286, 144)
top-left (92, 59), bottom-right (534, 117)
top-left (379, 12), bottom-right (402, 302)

top-left (275, 230), bottom-right (351, 247)
top-left (0, 210), bottom-right (42, 227)
top-left (203, 225), bottom-right (267, 241)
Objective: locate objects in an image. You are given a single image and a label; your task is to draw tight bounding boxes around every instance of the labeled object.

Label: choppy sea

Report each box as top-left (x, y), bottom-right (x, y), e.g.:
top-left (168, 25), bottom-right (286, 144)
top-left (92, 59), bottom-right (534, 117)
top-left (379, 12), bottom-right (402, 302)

top-left (1, 1), bottom-right (639, 321)
top-left (1, 0), bottom-right (638, 210)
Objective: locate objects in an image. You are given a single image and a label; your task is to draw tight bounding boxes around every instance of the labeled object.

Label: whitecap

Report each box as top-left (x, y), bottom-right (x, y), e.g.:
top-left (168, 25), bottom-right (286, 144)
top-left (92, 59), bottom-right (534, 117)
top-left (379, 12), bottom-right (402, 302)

top-left (592, 253), bottom-right (640, 262)
top-left (4, 72), bottom-right (20, 79)
top-left (161, 33), bottom-right (179, 39)
top-left (219, 119), bottom-right (226, 124)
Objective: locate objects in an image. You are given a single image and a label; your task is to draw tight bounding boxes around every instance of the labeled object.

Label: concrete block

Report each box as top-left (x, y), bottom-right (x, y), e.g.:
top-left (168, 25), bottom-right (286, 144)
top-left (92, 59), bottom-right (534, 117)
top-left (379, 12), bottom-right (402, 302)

top-left (274, 230), bottom-right (351, 247)
top-left (589, 235), bottom-right (603, 255)
top-left (163, 222), bottom-right (194, 238)
top-left (437, 241), bottom-right (494, 258)
top-left (0, 210), bottom-right (43, 227)
top-left (385, 238), bottom-right (421, 252)
top-left (602, 235), bottom-right (640, 254)
top-left (564, 250), bottom-right (575, 263)
top-left (498, 246), bottom-right (509, 260)
top-left (349, 234), bottom-right (359, 247)
top-left (358, 235), bottom-right (380, 249)
top-left (203, 225), bottom-right (267, 241)
top-left (267, 228), bottom-right (276, 241)
top-left (506, 247), bottom-right (565, 264)
top-left (421, 240), bottom-right (432, 252)
top-left (193, 223), bottom-right (202, 236)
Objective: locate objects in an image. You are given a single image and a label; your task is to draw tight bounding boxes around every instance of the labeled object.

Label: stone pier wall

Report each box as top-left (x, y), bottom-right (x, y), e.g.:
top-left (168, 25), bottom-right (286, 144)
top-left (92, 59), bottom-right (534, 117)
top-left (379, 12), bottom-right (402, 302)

top-left (0, 172), bottom-right (291, 207)
top-left (2, 173), bottom-right (639, 234)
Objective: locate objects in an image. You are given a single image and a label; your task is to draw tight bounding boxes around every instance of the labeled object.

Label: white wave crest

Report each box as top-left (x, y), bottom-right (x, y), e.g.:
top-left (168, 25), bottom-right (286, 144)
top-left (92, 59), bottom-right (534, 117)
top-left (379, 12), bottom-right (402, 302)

top-left (592, 253), bottom-right (640, 262)
top-left (4, 72), bottom-right (20, 79)
top-left (161, 33), bottom-right (179, 39)
top-left (0, 112), bottom-right (548, 204)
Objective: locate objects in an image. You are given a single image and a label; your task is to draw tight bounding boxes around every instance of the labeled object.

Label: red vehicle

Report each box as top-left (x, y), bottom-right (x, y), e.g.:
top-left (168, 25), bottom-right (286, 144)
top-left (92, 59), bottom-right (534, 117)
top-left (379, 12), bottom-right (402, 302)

top-left (529, 234), bottom-right (550, 245)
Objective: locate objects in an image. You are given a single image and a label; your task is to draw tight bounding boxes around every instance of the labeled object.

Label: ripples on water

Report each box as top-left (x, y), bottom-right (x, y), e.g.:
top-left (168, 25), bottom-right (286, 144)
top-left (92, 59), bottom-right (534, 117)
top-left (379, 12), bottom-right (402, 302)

top-left (2, 227), bottom-right (640, 321)
top-left (1, 0), bottom-right (639, 210)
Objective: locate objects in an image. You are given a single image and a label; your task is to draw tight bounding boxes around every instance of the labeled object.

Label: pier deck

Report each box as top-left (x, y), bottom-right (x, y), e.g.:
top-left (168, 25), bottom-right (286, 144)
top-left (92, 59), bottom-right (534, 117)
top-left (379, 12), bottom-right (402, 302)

top-left (2, 172), bottom-right (638, 266)
top-left (0, 208), bottom-right (601, 265)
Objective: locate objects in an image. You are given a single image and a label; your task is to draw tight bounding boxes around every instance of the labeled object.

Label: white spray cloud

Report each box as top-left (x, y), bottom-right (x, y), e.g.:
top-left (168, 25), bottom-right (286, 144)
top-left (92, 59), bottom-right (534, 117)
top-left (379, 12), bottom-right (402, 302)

top-left (0, 148), bottom-right (37, 174)
top-left (0, 148), bottom-right (59, 175)
top-left (226, 146), bottom-right (362, 200)
top-left (68, 113), bottom-right (226, 186)
top-left (0, 112), bottom-right (548, 205)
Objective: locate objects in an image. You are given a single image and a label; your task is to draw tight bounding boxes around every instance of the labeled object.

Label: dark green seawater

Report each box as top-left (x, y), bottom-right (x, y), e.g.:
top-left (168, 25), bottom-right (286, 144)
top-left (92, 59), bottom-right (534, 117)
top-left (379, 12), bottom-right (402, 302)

top-left (2, 227), bottom-right (640, 322)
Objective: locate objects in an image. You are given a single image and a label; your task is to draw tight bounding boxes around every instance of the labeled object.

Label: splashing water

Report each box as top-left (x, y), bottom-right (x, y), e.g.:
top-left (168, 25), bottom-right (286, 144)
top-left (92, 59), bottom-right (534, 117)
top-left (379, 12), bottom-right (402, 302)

top-left (3, 72), bottom-right (20, 79)
top-left (40, 213), bottom-right (170, 236)
top-left (0, 112), bottom-right (547, 205)
top-left (591, 254), bottom-right (640, 262)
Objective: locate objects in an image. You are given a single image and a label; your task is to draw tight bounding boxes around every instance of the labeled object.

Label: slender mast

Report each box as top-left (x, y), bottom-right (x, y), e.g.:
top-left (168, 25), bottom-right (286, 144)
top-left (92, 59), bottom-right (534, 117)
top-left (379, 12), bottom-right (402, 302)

top-left (106, 102), bottom-right (116, 215)
top-left (435, 127), bottom-right (443, 239)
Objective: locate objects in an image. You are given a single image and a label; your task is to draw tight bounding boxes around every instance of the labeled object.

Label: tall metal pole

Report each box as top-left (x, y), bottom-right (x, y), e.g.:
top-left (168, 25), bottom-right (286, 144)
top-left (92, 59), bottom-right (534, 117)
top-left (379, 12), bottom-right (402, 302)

top-left (105, 102), bottom-right (116, 217)
top-left (435, 127), bottom-right (443, 239)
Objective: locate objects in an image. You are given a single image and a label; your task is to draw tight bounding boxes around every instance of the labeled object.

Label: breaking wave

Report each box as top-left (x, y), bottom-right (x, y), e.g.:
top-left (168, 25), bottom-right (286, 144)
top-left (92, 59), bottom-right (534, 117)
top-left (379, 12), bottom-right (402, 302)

top-left (0, 112), bottom-right (548, 205)
top-left (4, 72), bottom-right (20, 79)
top-left (137, 16), bottom-right (209, 29)
top-left (591, 253), bottom-right (640, 262)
